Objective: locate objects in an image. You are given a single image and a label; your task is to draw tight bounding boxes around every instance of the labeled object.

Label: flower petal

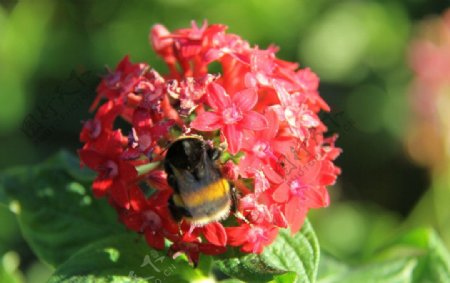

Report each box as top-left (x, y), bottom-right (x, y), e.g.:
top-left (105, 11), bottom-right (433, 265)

top-left (207, 83), bottom-right (231, 110)
top-left (305, 186), bottom-right (330, 208)
top-left (147, 170), bottom-right (172, 191)
top-left (202, 222), bottom-right (227, 246)
top-left (285, 197), bottom-right (306, 234)
top-left (241, 111), bottom-right (268, 130)
top-left (271, 205), bottom-right (288, 228)
top-left (191, 111), bottom-right (222, 131)
top-left (119, 161), bottom-right (138, 182)
top-left (150, 24), bottom-right (173, 53)
top-left (204, 48), bottom-right (224, 63)
top-left (262, 109), bottom-right (279, 139)
top-left (198, 243), bottom-right (228, 255)
top-left (92, 177), bottom-right (113, 197)
top-left (145, 229), bottom-right (165, 250)
top-left (271, 137), bottom-right (296, 156)
top-left (273, 80), bottom-right (291, 106)
top-left (232, 88), bottom-right (258, 111)
top-left (128, 186), bottom-right (147, 211)
top-left (241, 130), bottom-right (256, 150)
top-left (262, 162), bottom-right (283, 184)
top-left (78, 149), bottom-right (105, 170)
top-left (225, 225), bottom-right (248, 246)
top-left (224, 124), bottom-right (242, 154)
top-left (272, 183), bottom-right (289, 203)
top-left (243, 241), bottom-right (263, 254)
top-left (110, 183), bottom-right (130, 209)
top-left (119, 211), bottom-right (143, 232)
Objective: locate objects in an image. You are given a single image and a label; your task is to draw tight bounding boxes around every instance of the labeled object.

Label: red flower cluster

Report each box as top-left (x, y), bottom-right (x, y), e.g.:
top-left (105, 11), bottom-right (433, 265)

top-left (79, 21), bottom-right (341, 265)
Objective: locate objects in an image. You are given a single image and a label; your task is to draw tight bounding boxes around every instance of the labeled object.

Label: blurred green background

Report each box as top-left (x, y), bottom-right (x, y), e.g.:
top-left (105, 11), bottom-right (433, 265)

top-left (0, 0), bottom-right (449, 282)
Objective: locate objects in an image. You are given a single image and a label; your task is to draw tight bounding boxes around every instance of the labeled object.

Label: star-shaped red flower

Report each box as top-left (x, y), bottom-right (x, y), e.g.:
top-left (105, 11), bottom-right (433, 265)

top-left (191, 82), bottom-right (267, 154)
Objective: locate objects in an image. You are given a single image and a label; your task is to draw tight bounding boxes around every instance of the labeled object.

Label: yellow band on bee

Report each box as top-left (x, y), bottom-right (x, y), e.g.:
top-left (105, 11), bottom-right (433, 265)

top-left (182, 178), bottom-right (230, 207)
top-left (185, 202), bottom-right (231, 226)
top-left (172, 194), bottom-right (185, 207)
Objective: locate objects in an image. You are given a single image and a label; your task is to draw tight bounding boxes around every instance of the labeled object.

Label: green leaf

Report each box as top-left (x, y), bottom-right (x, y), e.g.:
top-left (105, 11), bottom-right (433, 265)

top-left (380, 228), bottom-right (450, 283)
top-left (0, 268), bottom-right (21, 283)
top-left (0, 252), bottom-right (22, 283)
top-left (58, 150), bottom-right (96, 182)
top-left (0, 179), bottom-right (7, 206)
top-left (0, 264), bottom-right (21, 283)
top-left (215, 219), bottom-right (320, 283)
top-left (405, 174), bottom-right (450, 250)
top-left (317, 228), bottom-right (450, 283)
top-left (317, 254), bottom-right (416, 283)
top-left (272, 272), bottom-right (299, 283)
top-left (0, 150), bottom-right (125, 267)
top-left (316, 252), bottom-right (348, 283)
top-left (48, 233), bottom-right (211, 283)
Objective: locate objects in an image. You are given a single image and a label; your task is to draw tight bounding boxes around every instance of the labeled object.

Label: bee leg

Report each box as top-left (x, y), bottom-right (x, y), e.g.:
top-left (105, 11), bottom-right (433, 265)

top-left (230, 186), bottom-right (249, 224)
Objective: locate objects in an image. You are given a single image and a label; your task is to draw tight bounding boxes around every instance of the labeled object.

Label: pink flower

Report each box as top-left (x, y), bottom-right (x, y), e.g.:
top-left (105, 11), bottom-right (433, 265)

top-left (191, 82), bottom-right (268, 154)
top-left (272, 80), bottom-right (321, 141)
top-left (239, 109), bottom-right (294, 183)
top-left (272, 180), bottom-right (326, 234)
top-left (271, 144), bottom-right (336, 234)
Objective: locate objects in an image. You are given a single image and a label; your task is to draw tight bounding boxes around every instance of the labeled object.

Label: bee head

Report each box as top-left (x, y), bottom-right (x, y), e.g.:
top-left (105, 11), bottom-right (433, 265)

top-left (166, 137), bottom-right (206, 170)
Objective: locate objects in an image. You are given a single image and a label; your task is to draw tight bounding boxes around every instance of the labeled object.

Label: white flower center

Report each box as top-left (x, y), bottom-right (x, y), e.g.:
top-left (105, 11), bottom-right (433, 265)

top-left (222, 105), bottom-right (243, 124)
top-left (290, 179), bottom-right (307, 199)
top-left (252, 142), bottom-right (269, 158)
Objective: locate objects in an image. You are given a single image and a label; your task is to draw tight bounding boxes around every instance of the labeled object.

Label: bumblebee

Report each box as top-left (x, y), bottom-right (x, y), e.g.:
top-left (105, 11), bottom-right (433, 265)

top-left (164, 136), bottom-right (238, 226)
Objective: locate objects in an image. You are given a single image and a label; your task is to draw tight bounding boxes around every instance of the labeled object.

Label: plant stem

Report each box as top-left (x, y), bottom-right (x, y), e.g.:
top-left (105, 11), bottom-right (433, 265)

top-left (136, 161), bottom-right (160, 176)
